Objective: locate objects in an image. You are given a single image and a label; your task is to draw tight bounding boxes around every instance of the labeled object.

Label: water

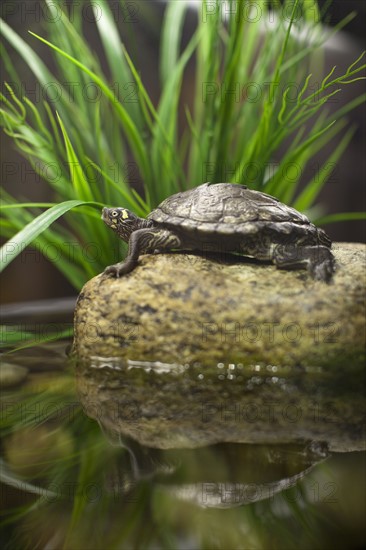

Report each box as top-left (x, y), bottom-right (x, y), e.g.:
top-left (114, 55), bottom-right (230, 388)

top-left (1, 302), bottom-right (365, 549)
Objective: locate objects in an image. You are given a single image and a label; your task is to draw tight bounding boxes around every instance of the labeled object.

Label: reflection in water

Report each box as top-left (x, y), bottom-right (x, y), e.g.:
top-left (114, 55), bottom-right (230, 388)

top-left (99, 429), bottom-right (329, 508)
top-left (74, 352), bottom-right (363, 511)
top-left (1, 341), bottom-right (365, 548)
top-left (77, 354), bottom-right (365, 452)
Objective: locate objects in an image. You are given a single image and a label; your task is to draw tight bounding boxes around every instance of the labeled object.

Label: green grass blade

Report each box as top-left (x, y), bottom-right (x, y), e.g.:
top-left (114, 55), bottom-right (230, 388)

top-left (28, 31), bottom-right (150, 181)
top-left (246, 0), bottom-right (300, 166)
top-left (211, 1), bottom-right (247, 181)
top-left (0, 19), bottom-right (54, 86)
top-left (160, 1), bottom-right (188, 86)
top-left (0, 19), bottom-right (71, 120)
top-left (188, 0), bottom-right (221, 184)
top-left (43, 0), bottom-right (88, 112)
top-left (93, 0), bottom-right (142, 127)
top-left (1, 89), bottom-right (73, 196)
top-left (301, 0), bottom-right (320, 22)
top-left (293, 127), bottom-right (355, 211)
top-left (323, 93), bottom-right (366, 126)
top-left (1, 203), bottom-right (57, 209)
top-left (316, 212), bottom-right (366, 225)
top-left (56, 113), bottom-right (92, 201)
top-left (119, 44), bottom-right (156, 137)
top-left (1, 327), bottom-right (73, 354)
top-left (121, 36), bottom-right (199, 200)
top-left (86, 159), bottom-right (149, 217)
top-left (265, 121), bottom-right (336, 198)
top-left (151, 28), bottom-right (202, 201)
top-left (0, 200), bottom-right (102, 272)
top-left (1, 327), bottom-right (36, 347)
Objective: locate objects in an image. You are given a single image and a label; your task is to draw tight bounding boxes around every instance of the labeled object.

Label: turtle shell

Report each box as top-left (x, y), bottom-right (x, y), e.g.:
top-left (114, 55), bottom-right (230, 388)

top-left (148, 183), bottom-right (328, 245)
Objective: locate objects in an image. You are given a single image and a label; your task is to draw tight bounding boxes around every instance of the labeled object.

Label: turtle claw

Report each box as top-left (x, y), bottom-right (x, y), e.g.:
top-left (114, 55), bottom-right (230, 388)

top-left (103, 260), bottom-right (136, 278)
top-left (310, 256), bottom-right (336, 284)
top-left (103, 264), bottom-right (121, 278)
top-left (272, 244), bottom-right (336, 282)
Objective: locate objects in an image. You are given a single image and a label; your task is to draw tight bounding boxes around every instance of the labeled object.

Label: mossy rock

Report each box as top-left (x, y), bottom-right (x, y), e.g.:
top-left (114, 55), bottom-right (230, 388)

top-left (73, 243), bottom-right (365, 370)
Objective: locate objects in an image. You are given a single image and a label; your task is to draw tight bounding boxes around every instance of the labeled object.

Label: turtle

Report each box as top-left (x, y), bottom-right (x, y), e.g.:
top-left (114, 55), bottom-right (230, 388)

top-left (101, 182), bottom-right (335, 282)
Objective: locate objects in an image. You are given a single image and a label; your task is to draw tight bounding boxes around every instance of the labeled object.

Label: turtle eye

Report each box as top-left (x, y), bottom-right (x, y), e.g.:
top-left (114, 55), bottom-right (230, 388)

top-left (111, 210), bottom-right (119, 217)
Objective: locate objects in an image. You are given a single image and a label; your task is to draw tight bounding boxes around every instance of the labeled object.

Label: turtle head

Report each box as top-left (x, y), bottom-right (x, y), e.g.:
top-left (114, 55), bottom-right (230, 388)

top-left (102, 207), bottom-right (143, 242)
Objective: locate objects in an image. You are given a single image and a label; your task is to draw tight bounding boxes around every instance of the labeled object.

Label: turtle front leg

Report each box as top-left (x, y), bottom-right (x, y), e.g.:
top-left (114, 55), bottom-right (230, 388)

top-left (104, 227), bottom-right (182, 277)
top-left (272, 244), bottom-right (336, 282)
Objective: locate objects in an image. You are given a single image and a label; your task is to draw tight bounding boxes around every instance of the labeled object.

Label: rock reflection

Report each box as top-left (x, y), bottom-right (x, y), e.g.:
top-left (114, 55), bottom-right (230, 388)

top-left (74, 353), bottom-right (366, 508)
top-left (76, 355), bottom-right (365, 452)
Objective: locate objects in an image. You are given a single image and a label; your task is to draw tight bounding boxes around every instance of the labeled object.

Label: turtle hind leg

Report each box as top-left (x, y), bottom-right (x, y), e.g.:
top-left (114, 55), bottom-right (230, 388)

top-left (272, 244), bottom-right (336, 282)
top-left (104, 227), bottom-right (182, 277)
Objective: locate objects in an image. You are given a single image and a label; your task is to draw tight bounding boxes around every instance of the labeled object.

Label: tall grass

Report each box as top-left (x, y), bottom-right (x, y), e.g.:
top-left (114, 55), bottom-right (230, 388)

top-left (1, 0), bottom-right (365, 288)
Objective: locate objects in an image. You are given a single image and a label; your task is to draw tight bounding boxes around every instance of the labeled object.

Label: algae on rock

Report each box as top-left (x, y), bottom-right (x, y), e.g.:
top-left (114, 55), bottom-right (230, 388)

top-left (73, 243), bottom-right (365, 370)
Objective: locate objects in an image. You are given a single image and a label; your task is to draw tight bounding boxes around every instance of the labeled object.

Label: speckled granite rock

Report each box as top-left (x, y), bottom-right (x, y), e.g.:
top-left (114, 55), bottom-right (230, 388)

top-left (73, 243), bottom-right (365, 369)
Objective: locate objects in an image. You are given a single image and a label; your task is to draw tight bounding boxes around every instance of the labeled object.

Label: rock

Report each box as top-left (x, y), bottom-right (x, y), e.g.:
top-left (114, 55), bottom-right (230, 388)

top-left (73, 243), bottom-right (365, 370)
top-left (0, 362), bottom-right (29, 387)
top-left (74, 242), bottom-right (365, 451)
